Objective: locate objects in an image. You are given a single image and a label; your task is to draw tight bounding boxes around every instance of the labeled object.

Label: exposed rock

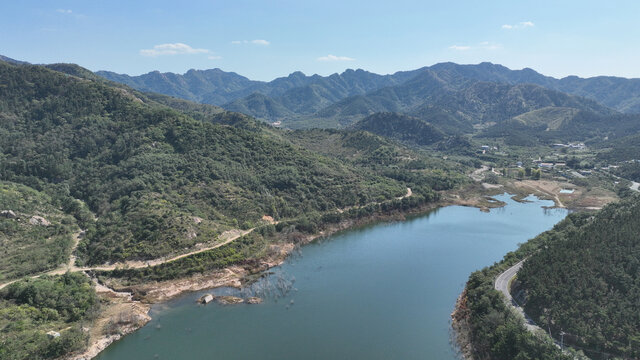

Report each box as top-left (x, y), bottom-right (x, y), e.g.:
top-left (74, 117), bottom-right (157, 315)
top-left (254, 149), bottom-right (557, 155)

top-left (199, 294), bottom-right (214, 304)
top-left (193, 216), bottom-right (203, 224)
top-left (261, 215), bottom-right (276, 223)
top-left (29, 215), bottom-right (51, 226)
top-left (0, 210), bottom-right (16, 219)
top-left (215, 295), bottom-right (244, 305)
top-left (246, 297), bottom-right (263, 304)
top-left (46, 331), bottom-right (61, 339)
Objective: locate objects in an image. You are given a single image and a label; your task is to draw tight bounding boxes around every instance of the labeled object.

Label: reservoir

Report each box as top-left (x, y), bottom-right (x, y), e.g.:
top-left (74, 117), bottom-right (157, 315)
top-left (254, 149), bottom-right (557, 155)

top-left (95, 194), bottom-right (567, 360)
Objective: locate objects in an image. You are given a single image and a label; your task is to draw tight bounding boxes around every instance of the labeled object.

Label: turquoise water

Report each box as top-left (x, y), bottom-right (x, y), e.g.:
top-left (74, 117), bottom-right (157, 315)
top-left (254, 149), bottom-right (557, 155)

top-left (96, 194), bottom-right (567, 360)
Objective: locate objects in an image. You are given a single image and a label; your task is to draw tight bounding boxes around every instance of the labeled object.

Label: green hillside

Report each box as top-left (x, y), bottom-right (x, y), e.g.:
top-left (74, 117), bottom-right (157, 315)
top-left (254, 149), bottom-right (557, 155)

top-left (0, 182), bottom-right (82, 281)
top-left (352, 112), bottom-right (445, 146)
top-left (517, 197), bottom-right (640, 358)
top-left (0, 61), bottom-right (460, 268)
top-left (0, 273), bottom-right (99, 359)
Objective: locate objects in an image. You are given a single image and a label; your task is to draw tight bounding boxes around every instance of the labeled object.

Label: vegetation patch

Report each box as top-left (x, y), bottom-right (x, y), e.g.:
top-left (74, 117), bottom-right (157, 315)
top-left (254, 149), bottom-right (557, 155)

top-left (0, 273), bottom-right (99, 360)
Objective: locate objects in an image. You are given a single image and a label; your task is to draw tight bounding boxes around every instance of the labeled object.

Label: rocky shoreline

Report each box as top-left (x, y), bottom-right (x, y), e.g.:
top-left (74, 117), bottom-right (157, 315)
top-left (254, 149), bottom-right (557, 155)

top-left (450, 289), bottom-right (474, 360)
top-left (66, 191), bottom-right (516, 360)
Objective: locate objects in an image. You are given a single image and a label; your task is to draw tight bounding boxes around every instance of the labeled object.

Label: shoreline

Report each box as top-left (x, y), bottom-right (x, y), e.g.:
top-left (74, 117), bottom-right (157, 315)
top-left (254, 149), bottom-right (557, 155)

top-left (68, 180), bottom-right (612, 359)
top-left (69, 196), bottom-right (477, 359)
top-left (451, 289), bottom-right (474, 360)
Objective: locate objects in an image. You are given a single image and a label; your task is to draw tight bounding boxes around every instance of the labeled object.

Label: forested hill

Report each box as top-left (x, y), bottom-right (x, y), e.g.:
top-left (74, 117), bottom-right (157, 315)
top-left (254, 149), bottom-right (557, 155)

top-left (96, 62), bottom-right (640, 130)
top-left (97, 67), bottom-right (417, 110)
top-left (0, 61), bottom-right (461, 268)
top-left (352, 112), bottom-right (444, 146)
top-left (517, 196), bottom-right (640, 358)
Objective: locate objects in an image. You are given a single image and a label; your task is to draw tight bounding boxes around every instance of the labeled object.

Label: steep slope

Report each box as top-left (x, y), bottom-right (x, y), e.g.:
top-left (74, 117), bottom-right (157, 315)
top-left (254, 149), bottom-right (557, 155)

top-left (0, 182), bottom-right (81, 281)
top-left (99, 67), bottom-right (422, 110)
top-left (517, 197), bottom-right (640, 358)
top-left (424, 82), bottom-right (612, 123)
top-left (0, 54), bottom-right (29, 65)
top-left (223, 92), bottom-right (294, 120)
top-left (97, 68), bottom-right (260, 104)
top-left (98, 62), bottom-right (640, 130)
top-left (480, 109), bottom-right (640, 146)
top-left (0, 61), bottom-right (455, 267)
top-left (555, 75), bottom-right (640, 113)
top-left (597, 131), bottom-right (640, 162)
top-left (427, 62), bottom-right (640, 113)
top-left (352, 112), bottom-right (445, 146)
top-left (312, 74), bottom-right (611, 129)
top-left (310, 69), bottom-right (454, 126)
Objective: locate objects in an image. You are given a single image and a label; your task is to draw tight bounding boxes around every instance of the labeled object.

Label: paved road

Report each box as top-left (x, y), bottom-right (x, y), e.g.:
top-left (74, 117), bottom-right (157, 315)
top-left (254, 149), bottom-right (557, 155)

top-left (494, 260), bottom-right (543, 332)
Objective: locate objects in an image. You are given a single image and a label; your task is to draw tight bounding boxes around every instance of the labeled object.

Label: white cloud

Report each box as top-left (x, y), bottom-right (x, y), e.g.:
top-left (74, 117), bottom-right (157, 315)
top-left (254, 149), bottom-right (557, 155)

top-left (449, 45), bottom-right (471, 51)
top-left (231, 39), bottom-right (271, 46)
top-left (317, 54), bottom-right (355, 62)
top-left (140, 43), bottom-right (210, 57)
top-left (251, 39), bottom-right (270, 46)
top-left (502, 21), bottom-right (535, 30)
top-left (208, 55), bottom-right (222, 60)
top-left (55, 8), bottom-right (86, 19)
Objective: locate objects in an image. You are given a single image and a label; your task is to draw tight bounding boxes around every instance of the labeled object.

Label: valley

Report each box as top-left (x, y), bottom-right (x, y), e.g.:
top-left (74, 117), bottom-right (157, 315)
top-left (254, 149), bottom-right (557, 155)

top-left (0, 55), bottom-right (639, 360)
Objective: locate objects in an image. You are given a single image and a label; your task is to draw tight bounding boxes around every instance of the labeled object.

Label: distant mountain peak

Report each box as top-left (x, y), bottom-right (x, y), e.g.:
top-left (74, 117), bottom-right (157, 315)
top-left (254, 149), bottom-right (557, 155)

top-left (0, 54), bottom-right (29, 65)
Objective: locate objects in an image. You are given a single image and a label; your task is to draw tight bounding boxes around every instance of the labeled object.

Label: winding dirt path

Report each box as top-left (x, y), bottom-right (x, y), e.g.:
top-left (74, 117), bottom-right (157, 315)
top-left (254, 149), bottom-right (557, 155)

top-left (0, 228), bottom-right (258, 288)
top-left (1, 188), bottom-right (411, 288)
top-left (76, 228), bottom-right (256, 272)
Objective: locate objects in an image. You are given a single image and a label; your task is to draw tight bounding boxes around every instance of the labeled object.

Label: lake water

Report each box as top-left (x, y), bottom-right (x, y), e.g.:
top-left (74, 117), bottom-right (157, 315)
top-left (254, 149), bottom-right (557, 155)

top-left (95, 194), bottom-right (567, 360)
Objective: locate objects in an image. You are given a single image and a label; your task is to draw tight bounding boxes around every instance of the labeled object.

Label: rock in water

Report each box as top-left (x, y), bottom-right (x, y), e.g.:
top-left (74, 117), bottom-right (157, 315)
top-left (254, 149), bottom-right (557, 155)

top-left (215, 296), bottom-right (244, 305)
top-left (199, 294), bottom-right (214, 304)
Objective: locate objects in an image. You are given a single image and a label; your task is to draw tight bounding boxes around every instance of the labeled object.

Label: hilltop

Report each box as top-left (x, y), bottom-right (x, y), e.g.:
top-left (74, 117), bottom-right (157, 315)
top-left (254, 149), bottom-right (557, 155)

top-left (97, 62), bottom-right (640, 130)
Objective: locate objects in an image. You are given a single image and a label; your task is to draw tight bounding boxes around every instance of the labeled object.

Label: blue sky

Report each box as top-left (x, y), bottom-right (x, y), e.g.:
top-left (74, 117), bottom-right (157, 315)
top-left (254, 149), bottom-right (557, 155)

top-left (1, 0), bottom-right (639, 80)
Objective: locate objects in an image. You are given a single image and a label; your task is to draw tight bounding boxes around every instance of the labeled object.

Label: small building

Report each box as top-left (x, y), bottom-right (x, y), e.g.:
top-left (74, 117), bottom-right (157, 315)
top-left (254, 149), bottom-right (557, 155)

top-left (538, 163), bottom-right (554, 169)
top-left (46, 331), bottom-right (61, 339)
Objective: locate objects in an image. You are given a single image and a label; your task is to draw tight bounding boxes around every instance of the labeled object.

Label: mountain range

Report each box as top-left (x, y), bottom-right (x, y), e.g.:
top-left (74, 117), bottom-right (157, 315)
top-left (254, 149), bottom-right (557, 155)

top-left (97, 62), bottom-right (640, 130)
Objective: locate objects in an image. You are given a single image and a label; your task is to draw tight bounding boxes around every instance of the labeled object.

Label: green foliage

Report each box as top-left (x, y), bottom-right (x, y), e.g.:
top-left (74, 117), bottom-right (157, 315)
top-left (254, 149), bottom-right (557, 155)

top-left (518, 196), bottom-right (640, 358)
top-left (612, 161), bottom-right (640, 182)
top-left (352, 112), bottom-right (444, 146)
top-left (100, 232), bottom-right (261, 284)
top-left (0, 273), bottom-right (98, 360)
top-left (0, 62), bottom-right (455, 266)
top-left (0, 182), bottom-right (78, 281)
top-left (479, 109), bottom-right (640, 146)
top-left (598, 133), bottom-right (640, 162)
top-left (460, 215), bottom-right (586, 360)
